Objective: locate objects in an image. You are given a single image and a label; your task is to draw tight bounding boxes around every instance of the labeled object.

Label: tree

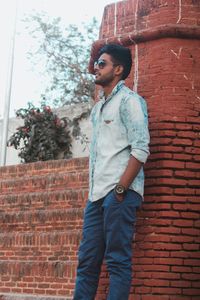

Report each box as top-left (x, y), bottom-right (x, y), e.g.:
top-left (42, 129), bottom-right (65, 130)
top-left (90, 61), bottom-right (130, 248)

top-left (23, 12), bottom-right (98, 107)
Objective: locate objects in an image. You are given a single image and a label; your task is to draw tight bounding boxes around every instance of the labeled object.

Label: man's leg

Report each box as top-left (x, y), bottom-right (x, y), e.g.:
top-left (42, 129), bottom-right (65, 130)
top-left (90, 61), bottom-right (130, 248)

top-left (102, 190), bottom-right (141, 300)
top-left (73, 199), bottom-right (105, 300)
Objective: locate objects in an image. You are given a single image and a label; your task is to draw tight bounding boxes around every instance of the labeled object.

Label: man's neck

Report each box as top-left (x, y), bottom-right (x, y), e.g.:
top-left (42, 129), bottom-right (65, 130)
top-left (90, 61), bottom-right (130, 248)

top-left (103, 79), bottom-right (121, 99)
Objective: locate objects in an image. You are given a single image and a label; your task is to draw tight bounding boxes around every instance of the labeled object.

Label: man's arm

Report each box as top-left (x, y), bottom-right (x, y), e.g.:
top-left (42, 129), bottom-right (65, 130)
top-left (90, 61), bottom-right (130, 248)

top-left (119, 155), bottom-right (142, 190)
top-left (115, 155), bottom-right (142, 201)
top-left (116, 94), bottom-right (150, 201)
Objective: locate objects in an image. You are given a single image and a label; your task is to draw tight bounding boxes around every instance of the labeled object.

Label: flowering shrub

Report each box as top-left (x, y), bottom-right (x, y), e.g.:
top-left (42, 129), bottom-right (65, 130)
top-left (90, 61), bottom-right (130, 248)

top-left (7, 103), bottom-right (72, 163)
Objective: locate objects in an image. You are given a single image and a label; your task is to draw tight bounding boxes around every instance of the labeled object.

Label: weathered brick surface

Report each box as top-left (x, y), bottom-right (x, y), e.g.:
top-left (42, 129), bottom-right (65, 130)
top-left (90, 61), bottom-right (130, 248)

top-left (0, 157), bottom-right (88, 180)
top-left (99, 0), bottom-right (200, 39)
top-left (0, 158), bottom-right (88, 300)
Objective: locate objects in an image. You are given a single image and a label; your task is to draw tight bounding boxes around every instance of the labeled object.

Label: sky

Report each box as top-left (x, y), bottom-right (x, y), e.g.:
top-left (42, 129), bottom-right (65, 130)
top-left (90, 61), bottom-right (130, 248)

top-left (0, 0), bottom-right (119, 119)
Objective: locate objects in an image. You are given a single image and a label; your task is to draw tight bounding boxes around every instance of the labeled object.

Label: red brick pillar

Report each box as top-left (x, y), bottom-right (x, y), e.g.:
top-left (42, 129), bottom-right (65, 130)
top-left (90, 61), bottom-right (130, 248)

top-left (89, 0), bottom-right (200, 299)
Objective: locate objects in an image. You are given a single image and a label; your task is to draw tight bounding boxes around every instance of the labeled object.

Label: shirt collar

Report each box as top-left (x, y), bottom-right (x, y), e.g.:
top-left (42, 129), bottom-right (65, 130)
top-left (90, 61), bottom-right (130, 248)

top-left (99, 80), bottom-right (125, 104)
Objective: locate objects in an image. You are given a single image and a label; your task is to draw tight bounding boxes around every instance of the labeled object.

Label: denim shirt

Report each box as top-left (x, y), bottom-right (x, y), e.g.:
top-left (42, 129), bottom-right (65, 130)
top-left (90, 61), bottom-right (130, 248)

top-left (89, 80), bottom-right (150, 202)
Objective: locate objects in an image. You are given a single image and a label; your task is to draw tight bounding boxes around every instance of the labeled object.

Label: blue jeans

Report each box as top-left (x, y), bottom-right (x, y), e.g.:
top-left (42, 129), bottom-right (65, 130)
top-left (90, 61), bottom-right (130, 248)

top-left (73, 189), bottom-right (142, 300)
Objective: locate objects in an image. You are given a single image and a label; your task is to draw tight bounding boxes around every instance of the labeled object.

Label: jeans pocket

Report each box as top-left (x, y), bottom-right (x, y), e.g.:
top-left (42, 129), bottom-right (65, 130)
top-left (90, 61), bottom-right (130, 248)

top-left (112, 190), bottom-right (126, 203)
top-left (126, 189), bottom-right (142, 208)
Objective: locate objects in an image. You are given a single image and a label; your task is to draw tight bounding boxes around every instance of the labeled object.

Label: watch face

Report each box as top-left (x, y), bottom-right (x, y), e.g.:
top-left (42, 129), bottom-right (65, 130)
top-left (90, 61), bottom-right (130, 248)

top-left (115, 185), bottom-right (125, 194)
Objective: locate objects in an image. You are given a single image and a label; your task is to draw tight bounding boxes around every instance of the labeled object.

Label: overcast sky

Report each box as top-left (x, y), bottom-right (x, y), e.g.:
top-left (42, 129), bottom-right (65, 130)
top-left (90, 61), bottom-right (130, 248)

top-left (0, 0), bottom-right (118, 118)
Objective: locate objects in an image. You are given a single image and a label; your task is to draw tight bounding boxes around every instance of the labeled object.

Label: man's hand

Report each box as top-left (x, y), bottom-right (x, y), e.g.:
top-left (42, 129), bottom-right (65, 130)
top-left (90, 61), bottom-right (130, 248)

top-left (114, 192), bottom-right (125, 202)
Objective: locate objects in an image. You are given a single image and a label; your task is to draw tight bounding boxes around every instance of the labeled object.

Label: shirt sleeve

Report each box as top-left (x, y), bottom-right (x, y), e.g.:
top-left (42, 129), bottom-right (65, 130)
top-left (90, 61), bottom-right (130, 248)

top-left (119, 93), bottom-right (150, 163)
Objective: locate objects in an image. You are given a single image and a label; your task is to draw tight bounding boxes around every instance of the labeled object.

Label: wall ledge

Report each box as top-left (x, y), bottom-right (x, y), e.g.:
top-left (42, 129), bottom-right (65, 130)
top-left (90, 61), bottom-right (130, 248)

top-left (89, 24), bottom-right (200, 73)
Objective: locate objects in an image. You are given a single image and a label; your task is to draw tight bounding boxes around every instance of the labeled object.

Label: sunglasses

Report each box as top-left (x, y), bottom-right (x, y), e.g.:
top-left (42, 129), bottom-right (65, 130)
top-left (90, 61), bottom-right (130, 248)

top-left (94, 59), bottom-right (118, 69)
top-left (94, 59), bottom-right (107, 69)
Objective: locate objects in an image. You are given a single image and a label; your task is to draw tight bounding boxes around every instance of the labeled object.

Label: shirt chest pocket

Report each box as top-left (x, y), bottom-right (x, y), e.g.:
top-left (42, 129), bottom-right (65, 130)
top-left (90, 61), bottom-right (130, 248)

top-left (101, 112), bottom-right (124, 138)
top-left (103, 118), bottom-right (115, 125)
top-left (102, 109), bottom-right (117, 125)
top-left (102, 114), bottom-right (117, 130)
top-left (102, 110), bottom-right (127, 135)
top-left (100, 104), bottom-right (126, 137)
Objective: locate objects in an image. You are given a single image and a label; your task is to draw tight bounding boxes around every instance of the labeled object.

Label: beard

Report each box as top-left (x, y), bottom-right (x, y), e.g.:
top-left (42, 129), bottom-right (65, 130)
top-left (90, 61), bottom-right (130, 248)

top-left (94, 71), bottom-right (115, 87)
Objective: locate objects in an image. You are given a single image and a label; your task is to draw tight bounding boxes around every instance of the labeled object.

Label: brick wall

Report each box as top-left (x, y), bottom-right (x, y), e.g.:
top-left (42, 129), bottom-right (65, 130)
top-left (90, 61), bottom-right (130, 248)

top-left (0, 158), bottom-right (89, 300)
top-left (0, 0), bottom-right (200, 299)
top-left (90, 0), bottom-right (200, 299)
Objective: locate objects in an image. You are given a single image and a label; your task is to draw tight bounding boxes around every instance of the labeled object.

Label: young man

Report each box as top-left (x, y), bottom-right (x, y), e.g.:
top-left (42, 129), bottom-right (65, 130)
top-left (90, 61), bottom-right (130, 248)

top-left (73, 43), bottom-right (150, 300)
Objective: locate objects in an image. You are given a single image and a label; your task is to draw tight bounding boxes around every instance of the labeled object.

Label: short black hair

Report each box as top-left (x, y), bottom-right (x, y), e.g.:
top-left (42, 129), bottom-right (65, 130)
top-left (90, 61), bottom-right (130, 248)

top-left (98, 43), bottom-right (132, 80)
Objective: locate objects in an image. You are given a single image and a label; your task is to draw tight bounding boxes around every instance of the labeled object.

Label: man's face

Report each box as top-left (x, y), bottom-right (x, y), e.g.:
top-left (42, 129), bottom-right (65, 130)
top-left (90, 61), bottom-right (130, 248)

top-left (93, 53), bottom-right (118, 87)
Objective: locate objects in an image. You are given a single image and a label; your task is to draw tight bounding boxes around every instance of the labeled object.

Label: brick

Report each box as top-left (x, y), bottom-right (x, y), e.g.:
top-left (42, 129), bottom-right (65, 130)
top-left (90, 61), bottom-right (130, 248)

top-left (174, 188), bottom-right (196, 195)
top-left (151, 195), bottom-right (186, 203)
top-left (143, 278), bottom-right (170, 287)
top-left (154, 146), bottom-right (184, 153)
top-left (194, 220), bottom-right (200, 228)
top-left (151, 272), bottom-right (180, 280)
top-left (157, 178), bottom-right (188, 186)
top-left (141, 296), bottom-right (169, 300)
top-left (192, 282), bottom-right (200, 289)
top-left (145, 186), bottom-right (173, 195)
top-left (158, 211), bottom-right (180, 218)
top-left (135, 286), bottom-right (152, 294)
top-left (186, 162), bottom-right (200, 170)
top-left (153, 243), bottom-right (182, 251)
top-left (185, 147), bottom-right (200, 155)
top-left (159, 161), bottom-right (185, 169)
top-left (194, 155), bottom-right (200, 162)
top-left (154, 227), bottom-right (181, 235)
top-left (170, 251), bottom-right (191, 258)
top-left (177, 131), bottom-right (197, 139)
top-left (173, 220), bottom-right (194, 227)
top-left (182, 288), bottom-right (200, 296)
top-left (175, 170), bottom-right (200, 178)
top-left (142, 203), bottom-right (171, 210)
top-left (171, 280), bottom-right (191, 288)
top-left (145, 169), bottom-right (173, 178)
top-left (151, 137), bottom-right (172, 145)
top-left (173, 203), bottom-right (200, 212)
top-left (151, 287), bottom-right (181, 295)
top-left (171, 266), bottom-right (192, 273)
top-left (188, 180), bottom-right (200, 186)
top-left (193, 140), bottom-right (200, 147)
top-left (171, 236), bottom-right (194, 243)
top-left (144, 250), bottom-right (170, 258)
top-left (184, 259), bottom-right (200, 266)
top-left (175, 124), bottom-right (193, 130)
top-left (134, 264), bottom-right (170, 273)
top-left (182, 228), bottom-right (200, 236)
top-left (173, 138), bottom-right (193, 146)
top-left (154, 258), bottom-right (183, 266)
top-left (183, 243), bottom-right (199, 251)
top-left (173, 153), bottom-right (193, 160)
top-left (181, 212), bottom-right (200, 220)
top-left (182, 273), bottom-right (200, 281)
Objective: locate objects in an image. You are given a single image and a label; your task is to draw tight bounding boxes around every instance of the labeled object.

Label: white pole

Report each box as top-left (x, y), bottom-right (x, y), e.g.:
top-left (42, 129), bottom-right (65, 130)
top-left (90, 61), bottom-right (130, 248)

top-left (0, 0), bottom-right (18, 166)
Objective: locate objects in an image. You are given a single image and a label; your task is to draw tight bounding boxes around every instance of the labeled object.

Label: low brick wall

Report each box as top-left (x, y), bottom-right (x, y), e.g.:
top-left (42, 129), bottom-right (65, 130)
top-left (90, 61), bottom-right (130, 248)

top-left (0, 158), bottom-right (88, 299)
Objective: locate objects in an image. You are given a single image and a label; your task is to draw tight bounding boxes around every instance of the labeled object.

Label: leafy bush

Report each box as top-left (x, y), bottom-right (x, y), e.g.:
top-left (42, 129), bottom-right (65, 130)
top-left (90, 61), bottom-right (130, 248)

top-left (7, 103), bottom-right (72, 163)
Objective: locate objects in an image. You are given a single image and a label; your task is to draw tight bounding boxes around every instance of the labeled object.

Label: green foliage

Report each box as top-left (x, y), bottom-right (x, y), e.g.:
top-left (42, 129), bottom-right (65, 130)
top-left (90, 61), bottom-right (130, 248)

top-left (23, 12), bottom-right (98, 107)
top-left (7, 103), bottom-right (72, 163)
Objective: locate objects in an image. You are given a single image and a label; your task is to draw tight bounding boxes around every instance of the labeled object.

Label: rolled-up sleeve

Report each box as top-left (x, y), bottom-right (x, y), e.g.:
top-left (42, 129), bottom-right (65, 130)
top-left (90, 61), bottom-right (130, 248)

top-left (120, 94), bottom-right (150, 163)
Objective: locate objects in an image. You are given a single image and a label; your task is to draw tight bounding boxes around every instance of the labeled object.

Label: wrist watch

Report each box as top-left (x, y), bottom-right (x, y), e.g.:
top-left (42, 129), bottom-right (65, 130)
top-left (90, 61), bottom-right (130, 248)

top-left (114, 184), bottom-right (126, 196)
